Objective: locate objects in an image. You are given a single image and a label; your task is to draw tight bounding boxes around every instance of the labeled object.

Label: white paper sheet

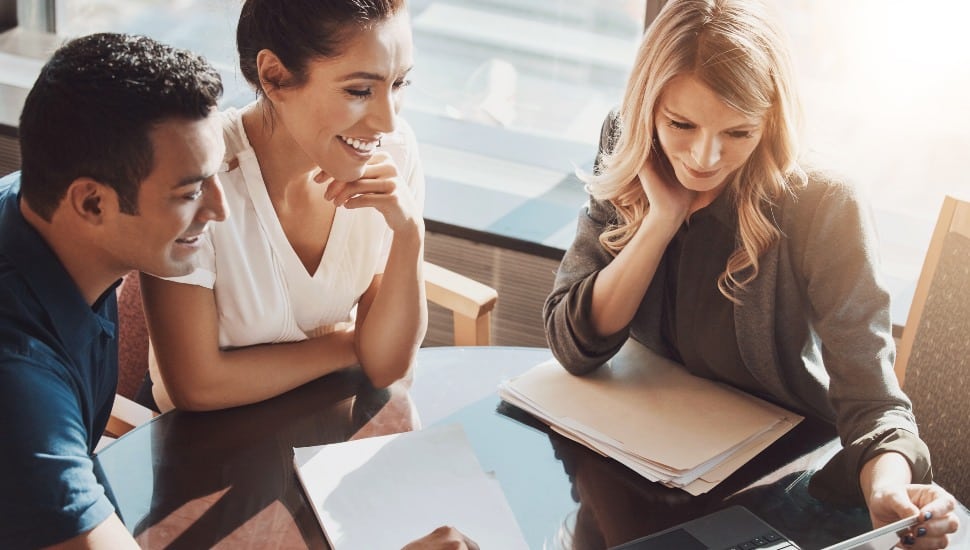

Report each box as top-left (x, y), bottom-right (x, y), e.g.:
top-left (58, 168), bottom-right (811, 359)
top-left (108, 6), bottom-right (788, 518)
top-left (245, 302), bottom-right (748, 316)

top-left (294, 424), bottom-right (528, 549)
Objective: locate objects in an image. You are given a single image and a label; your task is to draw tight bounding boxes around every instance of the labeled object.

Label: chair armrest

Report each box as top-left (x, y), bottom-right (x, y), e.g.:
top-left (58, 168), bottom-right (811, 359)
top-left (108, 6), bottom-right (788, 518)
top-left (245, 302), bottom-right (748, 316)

top-left (104, 393), bottom-right (156, 438)
top-left (424, 261), bottom-right (498, 346)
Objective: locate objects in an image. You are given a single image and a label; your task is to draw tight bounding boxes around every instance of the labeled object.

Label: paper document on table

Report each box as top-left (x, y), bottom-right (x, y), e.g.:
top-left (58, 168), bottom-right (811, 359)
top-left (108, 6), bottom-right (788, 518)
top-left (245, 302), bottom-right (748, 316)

top-left (293, 423), bottom-right (528, 549)
top-left (499, 339), bottom-right (802, 495)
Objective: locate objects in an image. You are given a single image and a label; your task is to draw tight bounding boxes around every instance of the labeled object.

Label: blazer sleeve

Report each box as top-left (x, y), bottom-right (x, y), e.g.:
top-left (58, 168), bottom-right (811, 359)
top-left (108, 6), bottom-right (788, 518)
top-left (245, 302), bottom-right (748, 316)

top-left (794, 176), bottom-right (931, 501)
top-left (543, 111), bottom-right (630, 374)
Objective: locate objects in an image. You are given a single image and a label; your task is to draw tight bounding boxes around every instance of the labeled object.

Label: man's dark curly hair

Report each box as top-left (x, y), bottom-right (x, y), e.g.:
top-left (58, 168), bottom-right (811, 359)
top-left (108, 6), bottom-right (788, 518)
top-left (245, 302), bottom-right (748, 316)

top-left (19, 33), bottom-right (223, 220)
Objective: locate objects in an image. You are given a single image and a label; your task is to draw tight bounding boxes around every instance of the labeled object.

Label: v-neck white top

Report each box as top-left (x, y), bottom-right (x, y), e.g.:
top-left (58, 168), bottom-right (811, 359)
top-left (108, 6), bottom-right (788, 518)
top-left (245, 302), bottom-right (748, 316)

top-left (165, 107), bottom-right (424, 349)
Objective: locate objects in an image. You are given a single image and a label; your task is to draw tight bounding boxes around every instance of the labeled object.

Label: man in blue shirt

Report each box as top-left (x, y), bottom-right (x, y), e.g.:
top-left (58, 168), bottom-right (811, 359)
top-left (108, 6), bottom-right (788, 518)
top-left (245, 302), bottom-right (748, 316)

top-left (0, 33), bottom-right (228, 548)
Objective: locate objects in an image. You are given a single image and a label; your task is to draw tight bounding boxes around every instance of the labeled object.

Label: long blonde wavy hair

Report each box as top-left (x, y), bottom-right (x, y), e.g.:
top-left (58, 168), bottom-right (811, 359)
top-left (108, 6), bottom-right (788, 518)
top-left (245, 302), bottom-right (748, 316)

top-left (585, 0), bottom-right (805, 303)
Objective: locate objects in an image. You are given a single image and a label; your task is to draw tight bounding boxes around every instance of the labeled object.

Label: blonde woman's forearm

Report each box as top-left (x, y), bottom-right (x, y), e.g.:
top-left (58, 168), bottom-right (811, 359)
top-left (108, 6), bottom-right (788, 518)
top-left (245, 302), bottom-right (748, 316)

top-left (590, 214), bottom-right (680, 336)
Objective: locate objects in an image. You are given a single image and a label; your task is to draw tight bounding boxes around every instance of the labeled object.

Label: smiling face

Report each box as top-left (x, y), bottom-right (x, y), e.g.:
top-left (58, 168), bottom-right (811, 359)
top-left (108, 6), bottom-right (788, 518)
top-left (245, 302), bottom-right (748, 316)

top-left (106, 113), bottom-right (228, 278)
top-left (268, 12), bottom-right (414, 183)
top-left (654, 74), bottom-right (765, 203)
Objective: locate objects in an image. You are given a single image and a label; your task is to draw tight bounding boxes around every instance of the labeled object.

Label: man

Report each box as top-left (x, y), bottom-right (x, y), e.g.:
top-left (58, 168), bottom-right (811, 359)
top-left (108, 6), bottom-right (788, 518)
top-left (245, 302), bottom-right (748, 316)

top-left (0, 32), bottom-right (476, 550)
top-left (0, 33), bottom-right (228, 548)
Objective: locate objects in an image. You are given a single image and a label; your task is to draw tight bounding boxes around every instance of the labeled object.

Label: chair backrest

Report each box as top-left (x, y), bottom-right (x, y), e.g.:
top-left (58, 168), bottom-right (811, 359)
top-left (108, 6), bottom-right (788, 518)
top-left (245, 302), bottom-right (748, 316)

top-left (116, 271), bottom-right (150, 401)
top-left (895, 195), bottom-right (970, 504)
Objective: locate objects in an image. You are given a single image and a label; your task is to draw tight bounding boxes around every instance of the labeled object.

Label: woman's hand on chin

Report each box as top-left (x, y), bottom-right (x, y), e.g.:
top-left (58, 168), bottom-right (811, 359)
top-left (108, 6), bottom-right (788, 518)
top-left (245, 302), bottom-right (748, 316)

top-left (320, 152), bottom-right (421, 233)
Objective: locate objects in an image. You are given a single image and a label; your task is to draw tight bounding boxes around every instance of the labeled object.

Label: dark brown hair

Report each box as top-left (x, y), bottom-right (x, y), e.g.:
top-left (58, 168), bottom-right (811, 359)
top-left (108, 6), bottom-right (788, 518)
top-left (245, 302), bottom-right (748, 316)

top-left (19, 33), bottom-right (223, 220)
top-left (237, 0), bottom-right (405, 93)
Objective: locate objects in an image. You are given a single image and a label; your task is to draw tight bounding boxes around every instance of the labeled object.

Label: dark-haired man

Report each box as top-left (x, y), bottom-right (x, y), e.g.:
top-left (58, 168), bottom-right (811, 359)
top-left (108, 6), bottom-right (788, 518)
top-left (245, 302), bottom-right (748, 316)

top-left (0, 33), bottom-right (228, 548)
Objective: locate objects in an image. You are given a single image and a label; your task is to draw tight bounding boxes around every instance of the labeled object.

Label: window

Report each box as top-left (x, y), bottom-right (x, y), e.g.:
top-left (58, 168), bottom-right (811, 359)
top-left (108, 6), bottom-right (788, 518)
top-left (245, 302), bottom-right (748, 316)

top-left (406, 0), bottom-right (643, 144)
top-left (777, 0), bottom-right (970, 322)
top-left (56, 0), bottom-right (645, 144)
top-left (54, 0), bottom-right (646, 253)
top-left (55, 0), bottom-right (248, 103)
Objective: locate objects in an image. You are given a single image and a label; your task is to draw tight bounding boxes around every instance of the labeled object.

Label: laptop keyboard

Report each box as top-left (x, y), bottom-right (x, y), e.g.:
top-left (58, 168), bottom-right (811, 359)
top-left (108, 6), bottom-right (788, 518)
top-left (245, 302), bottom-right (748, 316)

top-left (725, 531), bottom-right (798, 550)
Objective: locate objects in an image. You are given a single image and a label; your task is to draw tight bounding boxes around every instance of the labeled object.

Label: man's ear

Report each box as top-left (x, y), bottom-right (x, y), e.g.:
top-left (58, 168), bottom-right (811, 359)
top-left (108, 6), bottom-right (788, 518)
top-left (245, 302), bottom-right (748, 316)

top-left (255, 49), bottom-right (293, 102)
top-left (65, 177), bottom-right (111, 225)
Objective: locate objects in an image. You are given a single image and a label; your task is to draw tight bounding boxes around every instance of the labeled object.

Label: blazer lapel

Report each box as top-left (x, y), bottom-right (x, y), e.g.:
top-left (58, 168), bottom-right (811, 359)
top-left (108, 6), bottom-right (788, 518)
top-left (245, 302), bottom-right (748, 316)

top-left (734, 242), bottom-right (799, 405)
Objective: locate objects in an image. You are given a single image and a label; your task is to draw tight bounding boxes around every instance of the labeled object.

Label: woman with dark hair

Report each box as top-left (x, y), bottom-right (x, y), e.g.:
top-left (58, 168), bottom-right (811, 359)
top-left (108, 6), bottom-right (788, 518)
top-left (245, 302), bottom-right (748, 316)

top-left (142, 0), bottom-right (426, 413)
top-left (544, 0), bottom-right (959, 547)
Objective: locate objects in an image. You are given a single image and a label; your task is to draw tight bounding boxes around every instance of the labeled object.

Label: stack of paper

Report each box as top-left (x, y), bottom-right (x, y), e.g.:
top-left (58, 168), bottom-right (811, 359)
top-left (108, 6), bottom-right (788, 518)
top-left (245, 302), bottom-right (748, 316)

top-left (499, 339), bottom-right (802, 495)
top-left (293, 424), bottom-right (528, 549)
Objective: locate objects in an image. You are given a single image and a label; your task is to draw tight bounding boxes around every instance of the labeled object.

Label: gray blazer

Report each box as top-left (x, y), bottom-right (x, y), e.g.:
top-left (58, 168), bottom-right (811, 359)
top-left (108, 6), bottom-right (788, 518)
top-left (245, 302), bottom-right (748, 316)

top-left (543, 114), bottom-right (930, 502)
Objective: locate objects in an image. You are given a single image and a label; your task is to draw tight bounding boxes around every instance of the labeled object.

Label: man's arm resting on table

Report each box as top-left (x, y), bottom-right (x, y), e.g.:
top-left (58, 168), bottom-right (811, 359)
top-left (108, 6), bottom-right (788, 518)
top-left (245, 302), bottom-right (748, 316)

top-left (43, 514), bottom-right (139, 550)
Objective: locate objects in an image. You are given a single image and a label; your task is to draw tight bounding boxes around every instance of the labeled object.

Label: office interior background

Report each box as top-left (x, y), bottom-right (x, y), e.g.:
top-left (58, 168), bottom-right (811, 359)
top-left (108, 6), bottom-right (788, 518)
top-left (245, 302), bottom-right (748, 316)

top-left (1, 0), bottom-right (967, 346)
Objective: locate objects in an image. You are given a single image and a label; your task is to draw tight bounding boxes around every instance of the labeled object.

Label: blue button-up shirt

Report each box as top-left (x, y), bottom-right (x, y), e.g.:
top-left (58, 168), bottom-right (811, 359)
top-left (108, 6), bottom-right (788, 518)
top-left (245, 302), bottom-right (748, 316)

top-left (0, 172), bottom-right (120, 548)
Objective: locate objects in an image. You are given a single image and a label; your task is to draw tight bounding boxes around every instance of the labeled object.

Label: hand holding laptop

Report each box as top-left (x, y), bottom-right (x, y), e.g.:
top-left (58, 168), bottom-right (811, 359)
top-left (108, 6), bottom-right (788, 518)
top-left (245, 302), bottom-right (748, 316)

top-left (610, 505), bottom-right (950, 550)
top-left (861, 452), bottom-right (961, 549)
top-left (866, 481), bottom-right (960, 549)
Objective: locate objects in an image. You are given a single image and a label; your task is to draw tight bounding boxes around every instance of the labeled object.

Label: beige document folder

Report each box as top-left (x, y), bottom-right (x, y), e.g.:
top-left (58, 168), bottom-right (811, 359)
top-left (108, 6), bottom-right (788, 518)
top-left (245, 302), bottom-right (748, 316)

top-left (499, 339), bottom-right (802, 495)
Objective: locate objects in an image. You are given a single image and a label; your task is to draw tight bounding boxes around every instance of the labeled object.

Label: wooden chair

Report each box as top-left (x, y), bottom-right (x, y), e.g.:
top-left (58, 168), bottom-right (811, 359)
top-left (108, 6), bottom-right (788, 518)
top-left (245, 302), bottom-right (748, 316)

top-left (894, 195), bottom-right (970, 504)
top-left (424, 261), bottom-right (497, 346)
top-left (105, 262), bottom-right (498, 437)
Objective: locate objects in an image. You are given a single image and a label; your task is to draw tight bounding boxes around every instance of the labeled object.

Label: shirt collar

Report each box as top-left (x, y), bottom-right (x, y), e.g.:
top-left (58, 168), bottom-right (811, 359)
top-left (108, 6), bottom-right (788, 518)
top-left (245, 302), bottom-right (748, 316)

top-left (0, 173), bottom-right (119, 348)
top-left (691, 186), bottom-right (738, 230)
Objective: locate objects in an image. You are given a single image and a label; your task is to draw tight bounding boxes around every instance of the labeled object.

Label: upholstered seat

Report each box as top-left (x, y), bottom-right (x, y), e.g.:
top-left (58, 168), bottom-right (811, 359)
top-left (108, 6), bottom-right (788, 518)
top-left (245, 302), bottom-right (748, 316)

top-left (895, 195), bottom-right (970, 504)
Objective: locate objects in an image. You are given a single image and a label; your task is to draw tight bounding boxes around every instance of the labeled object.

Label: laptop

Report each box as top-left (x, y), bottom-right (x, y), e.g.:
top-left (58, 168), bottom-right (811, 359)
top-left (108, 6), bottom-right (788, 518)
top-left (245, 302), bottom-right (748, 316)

top-left (611, 505), bottom-right (918, 550)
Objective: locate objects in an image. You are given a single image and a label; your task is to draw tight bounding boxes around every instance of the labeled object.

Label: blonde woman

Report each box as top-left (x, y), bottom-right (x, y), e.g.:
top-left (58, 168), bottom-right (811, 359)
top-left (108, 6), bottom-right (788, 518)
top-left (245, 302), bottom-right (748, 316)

top-left (543, 0), bottom-right (959, 546)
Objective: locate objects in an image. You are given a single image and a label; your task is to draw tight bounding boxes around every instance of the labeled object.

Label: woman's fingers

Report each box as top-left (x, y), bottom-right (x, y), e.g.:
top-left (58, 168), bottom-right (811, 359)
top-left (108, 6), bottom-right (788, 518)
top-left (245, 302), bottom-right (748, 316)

top-left (314, 151), bottom-right (418, 229)
top-left (321, 151), bottom-right (396, 203)
top-left (326, 179), bottom-right (397, 206)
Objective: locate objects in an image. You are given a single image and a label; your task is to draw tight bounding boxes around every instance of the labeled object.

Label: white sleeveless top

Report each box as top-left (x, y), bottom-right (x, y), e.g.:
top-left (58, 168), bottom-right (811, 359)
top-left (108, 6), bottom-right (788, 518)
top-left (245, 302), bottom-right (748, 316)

top-left (148, 107), bottom-right (424, 407)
